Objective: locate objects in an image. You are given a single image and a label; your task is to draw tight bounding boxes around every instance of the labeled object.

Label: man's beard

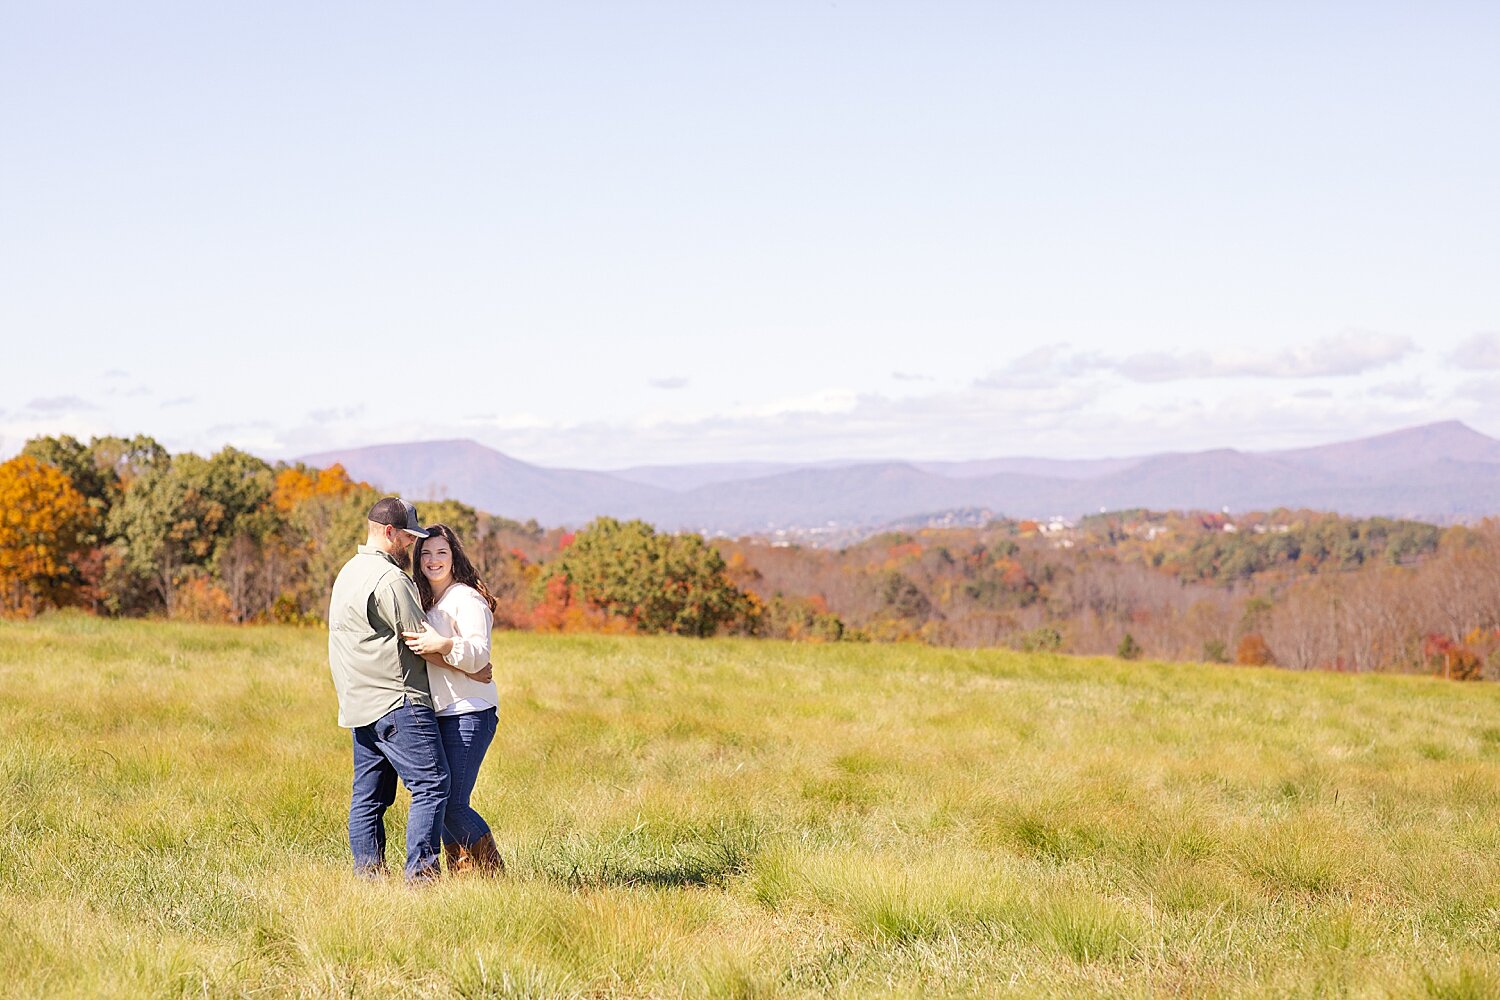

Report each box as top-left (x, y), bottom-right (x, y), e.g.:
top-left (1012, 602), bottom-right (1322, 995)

top-left (392, 545), bottom-right (412, 570)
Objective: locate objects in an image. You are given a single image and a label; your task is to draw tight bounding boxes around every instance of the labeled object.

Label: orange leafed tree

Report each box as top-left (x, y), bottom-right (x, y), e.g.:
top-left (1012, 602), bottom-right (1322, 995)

top-left (1424, 632), bottom-right (1484, 681)
top-left (270, 463), bottom-right (361, 513)
top-left (0, 455), bottom-right (97, 616)
top-left (1235, 632), bottom-right (1275, 666)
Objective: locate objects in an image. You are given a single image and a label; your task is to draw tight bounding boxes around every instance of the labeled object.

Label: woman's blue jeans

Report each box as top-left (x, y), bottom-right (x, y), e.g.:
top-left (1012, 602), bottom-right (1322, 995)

top-left (437, 707), bottom-right (497, 848)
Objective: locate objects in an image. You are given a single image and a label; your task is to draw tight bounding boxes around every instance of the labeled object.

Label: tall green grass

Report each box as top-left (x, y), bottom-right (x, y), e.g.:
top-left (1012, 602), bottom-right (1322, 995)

top-left (3, 612), bottom-right (1500, 997)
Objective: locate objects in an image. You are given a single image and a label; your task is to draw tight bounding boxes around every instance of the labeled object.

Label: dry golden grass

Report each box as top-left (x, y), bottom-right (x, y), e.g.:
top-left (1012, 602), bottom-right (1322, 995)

top-left (3, 613), bottom-right (1500, 998)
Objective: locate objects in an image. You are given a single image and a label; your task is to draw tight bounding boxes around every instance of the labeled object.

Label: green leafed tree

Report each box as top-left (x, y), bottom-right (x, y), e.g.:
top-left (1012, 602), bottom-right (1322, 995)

top-left (107, 447), bottom-right (273, 615)
top-left (411, 498), bottom-right (478, 542)
top-left (542, 517), bottom-right (751, 636)
top-left (23, 434), bottom-right (168, 515)
top-left (24, 434), bottom-right (171, 613)
top-left (284, 484), bottom-right (382, 619)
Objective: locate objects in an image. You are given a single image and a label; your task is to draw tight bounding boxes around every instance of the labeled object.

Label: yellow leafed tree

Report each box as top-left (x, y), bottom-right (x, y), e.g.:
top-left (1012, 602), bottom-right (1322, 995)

top-left (270, 462), bottom-right (361, 513)
top-left (0, 455), bottom-right (97, 616)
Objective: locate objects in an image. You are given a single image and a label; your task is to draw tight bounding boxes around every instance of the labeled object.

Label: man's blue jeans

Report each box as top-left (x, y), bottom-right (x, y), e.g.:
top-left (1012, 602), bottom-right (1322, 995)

top-left (437, 707), bottom-right (497, 848)
top-left (350, 699), bottom-right (450, 881)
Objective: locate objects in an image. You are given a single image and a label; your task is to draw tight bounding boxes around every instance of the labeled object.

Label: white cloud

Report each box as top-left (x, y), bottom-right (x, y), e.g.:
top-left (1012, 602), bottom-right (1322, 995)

top-left (1449, 332), bottom-right (1500, 370)
top-left (0, 414), bottom-right (112, 460)
top-left (976, 333), bottom-right (1415, 387)
top-left (1259, 332), bottom-right (1415, 379)
top-left (726, 389), bottom-right (862, 421)
top-left (1108, 333), bottom-right (1414, 381)
top-left (195, 421), bottom-right (278, 455)
top-left (649, 376), bottom-right (689, 390)
top-left (26, 396), bottom-right (97, 413)
top-left (250, 379), bottom-right (1111, 466)
top-left (8, 331), bottom-right (1479, 472)
top-left (251, 361), bottom-right (1481, 470)
top-left (976, 346), bottom-right (1098, 389)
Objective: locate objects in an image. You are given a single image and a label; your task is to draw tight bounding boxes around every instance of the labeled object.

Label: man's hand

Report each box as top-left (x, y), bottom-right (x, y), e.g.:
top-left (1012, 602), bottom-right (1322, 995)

top-left (402, 622), bottom-right (453, 657)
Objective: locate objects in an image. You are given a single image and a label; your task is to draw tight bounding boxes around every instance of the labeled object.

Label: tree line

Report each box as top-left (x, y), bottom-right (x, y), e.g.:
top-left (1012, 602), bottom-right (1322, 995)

top-left (0, 435), bottom-right (745, 637)
top-left (4, 435), bottom-right (1498, 679)
top-left (715, 509), bottom-right (1498, 678)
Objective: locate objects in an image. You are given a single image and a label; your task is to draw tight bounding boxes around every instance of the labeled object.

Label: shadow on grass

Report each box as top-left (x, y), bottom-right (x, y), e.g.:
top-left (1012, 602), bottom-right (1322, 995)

top-left (529, 818), bottom-right (764, 891)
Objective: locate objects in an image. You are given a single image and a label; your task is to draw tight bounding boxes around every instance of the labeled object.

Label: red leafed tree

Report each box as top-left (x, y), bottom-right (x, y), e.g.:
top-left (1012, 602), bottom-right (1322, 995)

top-left (1424, 633), bottom-right (1483, 681)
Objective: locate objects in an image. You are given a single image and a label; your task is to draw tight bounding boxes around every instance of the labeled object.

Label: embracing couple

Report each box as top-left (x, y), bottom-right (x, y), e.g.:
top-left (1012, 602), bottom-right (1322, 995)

top-left (326, 496), bottom-right (503, 882)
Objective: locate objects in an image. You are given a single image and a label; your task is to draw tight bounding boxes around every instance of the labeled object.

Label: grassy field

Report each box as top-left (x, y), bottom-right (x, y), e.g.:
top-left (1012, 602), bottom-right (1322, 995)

top-left (4, 616), bottom-right (1500, 999)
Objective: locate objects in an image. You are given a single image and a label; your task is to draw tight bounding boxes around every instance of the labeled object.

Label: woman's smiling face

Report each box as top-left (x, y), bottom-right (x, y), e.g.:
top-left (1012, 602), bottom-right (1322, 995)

top-left (419, 535), bottom-right (453, 588)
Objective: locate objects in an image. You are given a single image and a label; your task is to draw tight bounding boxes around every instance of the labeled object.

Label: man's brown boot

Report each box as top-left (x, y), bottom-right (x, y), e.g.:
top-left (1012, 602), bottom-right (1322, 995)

top-left (467, 833), bottom-right (506, 876)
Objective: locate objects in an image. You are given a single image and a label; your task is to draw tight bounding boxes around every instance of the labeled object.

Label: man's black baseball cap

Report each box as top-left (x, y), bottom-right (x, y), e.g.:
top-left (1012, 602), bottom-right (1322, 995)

top-left (368, 497), bottom-right (429, 538)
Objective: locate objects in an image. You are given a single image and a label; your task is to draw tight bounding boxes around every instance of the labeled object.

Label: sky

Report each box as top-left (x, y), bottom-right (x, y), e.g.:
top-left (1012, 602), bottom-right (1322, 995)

top-left (3, 2), bottom-right (1498, 470)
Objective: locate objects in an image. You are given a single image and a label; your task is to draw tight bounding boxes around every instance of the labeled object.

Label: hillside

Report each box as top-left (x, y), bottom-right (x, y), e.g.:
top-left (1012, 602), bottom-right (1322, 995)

top-left (298, 420), bottom-right (1500, 532)
top-left (1269, 419), bottom-right (1500, 476)
top-left (300, 439), bottom-right (671, 524)
top-left (6, 616), bottom-right (1500, 997)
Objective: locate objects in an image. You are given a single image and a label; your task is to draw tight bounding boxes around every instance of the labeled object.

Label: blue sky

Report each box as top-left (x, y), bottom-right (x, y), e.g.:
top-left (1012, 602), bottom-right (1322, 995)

top-left (3, 2), bottom-right (1497, 468)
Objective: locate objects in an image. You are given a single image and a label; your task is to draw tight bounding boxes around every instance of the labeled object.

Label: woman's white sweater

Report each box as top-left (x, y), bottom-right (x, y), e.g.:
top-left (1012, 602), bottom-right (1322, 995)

top-left (424, 583), bottom-right (497, 716)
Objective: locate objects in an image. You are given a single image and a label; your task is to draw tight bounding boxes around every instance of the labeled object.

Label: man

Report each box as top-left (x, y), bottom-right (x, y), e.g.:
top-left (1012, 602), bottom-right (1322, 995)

top-left (327, 496), bottom-right (449, 882)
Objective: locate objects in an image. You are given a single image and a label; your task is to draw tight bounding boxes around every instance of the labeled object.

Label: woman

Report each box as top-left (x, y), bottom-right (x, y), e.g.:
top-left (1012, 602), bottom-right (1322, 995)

top-left (402, 523), bottom-right (504, 875)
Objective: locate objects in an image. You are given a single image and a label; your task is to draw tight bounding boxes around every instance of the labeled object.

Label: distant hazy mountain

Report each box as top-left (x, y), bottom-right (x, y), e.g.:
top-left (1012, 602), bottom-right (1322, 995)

top-left (607, 456), bottom-right (1137, 489)
top-left (1267, 420), bottom-right (1500, 477)
top-left (618, 463), bottom-right (1006, 532)
top-left (298, 421), bottom-right (1500, 534)
top-left (298, 439), bottom-right (670, 525)
top-left (1075, 449), bottom-right (1348, 513)
top-left (607, 461), bottom-right (838, 492)
top-left (911, 456), bottom-right (1143, 480)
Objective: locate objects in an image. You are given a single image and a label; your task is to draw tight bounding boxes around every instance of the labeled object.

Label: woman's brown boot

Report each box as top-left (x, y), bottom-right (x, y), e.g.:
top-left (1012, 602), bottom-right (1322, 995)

top-left (467, 833), bottom-right (505, 875)
top-left (444, 840), bottom-right (471, 875)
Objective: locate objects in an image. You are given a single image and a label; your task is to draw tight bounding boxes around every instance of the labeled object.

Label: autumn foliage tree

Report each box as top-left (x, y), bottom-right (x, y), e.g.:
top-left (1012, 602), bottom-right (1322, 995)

top-left (19, 434), bottom-right (170, 610)
top-left (107, 448), bottom-right (274, 616)
top-left (542, 517), bottom-right (752, 636)
top-left (1235, 633), bottom-right (1275, 666)
top-left (21, 433), bottom-right (167, 514)
top-left (0, 456), bottom-right (98, 615)
top-left (227, 462), bottom-right (376, 621)
top-left (15, 427), bottom-right (1500, 679)
top-left (269, 463), bottom-right (359, 513)
top-left (1424, 633), bottom-right (1484, 681)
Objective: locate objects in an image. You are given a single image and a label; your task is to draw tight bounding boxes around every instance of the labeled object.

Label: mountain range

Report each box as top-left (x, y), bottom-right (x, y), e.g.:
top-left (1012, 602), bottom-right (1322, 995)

top-left (298, 421), bottom-right (1500, 536)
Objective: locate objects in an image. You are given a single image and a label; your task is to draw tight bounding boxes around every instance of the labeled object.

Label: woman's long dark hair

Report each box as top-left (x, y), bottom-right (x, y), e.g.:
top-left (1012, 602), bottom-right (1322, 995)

top-left (412, 523), bottom-right (498, 613)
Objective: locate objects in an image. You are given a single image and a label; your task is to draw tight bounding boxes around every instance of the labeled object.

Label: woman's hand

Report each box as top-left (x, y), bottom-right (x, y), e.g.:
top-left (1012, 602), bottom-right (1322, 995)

top-left (466, 662), bottom-right (494, 684)
top-left (402, 622), bottom-right (454, 658)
